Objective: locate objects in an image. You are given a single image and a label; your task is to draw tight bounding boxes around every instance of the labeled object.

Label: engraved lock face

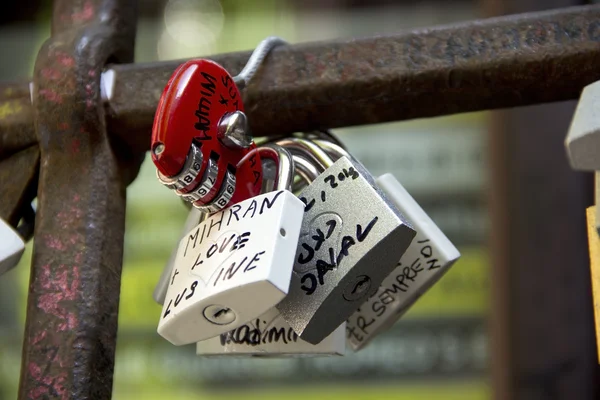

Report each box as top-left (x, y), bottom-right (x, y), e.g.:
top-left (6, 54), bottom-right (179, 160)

top-left (196, 307), bottom-right (346, 357)
top-left (157, 190), bottom-right (304, 345)
top-left (151, 59), bottom-right (263, 209)
top-left (276, 156), bottom-right (417, 345)
top-left (346, 174), bottom-right (461, 351)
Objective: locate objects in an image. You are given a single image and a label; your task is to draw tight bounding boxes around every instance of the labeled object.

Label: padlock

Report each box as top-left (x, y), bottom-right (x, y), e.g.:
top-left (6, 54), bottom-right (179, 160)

top-left (153, 207), bottom-right (207, 305)
top-left (274, 138), bottom-right (416, 344)
top-left (150, 37), bottom-right (286, 214)
top-left (197, 147), bottom-right (345, 357)
top-left (151, 60), bottom-right (262, 213)
top-left (346, 173), bottom-right (460, 351)
top-left (157, 145), bottom-right (304, 345)
top-left (312, 139), bottom-right (460, 349)
top-left (196, 306), bottom-right (345, 357)
top-left (0, 217), bottom-right (25, 275)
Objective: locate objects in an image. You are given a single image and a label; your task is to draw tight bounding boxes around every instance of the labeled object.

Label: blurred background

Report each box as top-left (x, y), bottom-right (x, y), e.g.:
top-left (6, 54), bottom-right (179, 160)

top-left (0, 0), bottom-right (598, 399)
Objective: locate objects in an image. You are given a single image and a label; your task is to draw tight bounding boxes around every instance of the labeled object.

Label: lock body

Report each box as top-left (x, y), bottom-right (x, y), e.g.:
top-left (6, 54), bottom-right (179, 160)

top-left (346, 174), bottom-right (460, 351)
top-left (158, 190), bottom-right (304, 345)
top-left (151, 59), bottom-right (263, 211)
top-left (276, 156), bottom-right (416, 344)
top-left (196, 308), bottom-right (345, 356)
top-left (0, 219), bottom-right (25, 275)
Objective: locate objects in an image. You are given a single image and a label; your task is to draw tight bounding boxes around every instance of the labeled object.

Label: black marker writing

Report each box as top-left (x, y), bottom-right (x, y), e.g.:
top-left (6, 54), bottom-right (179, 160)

top-left (219, 318), bottom-right (299, 346)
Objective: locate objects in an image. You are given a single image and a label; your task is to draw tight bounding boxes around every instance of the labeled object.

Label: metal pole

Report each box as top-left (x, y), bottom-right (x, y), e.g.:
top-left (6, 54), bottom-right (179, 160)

top-left (18, 0), bottom-right (138, 399)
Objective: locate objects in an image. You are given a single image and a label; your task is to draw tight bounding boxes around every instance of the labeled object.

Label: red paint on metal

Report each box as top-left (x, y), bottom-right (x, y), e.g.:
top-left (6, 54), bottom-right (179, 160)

top-left (38, 264), bottom-right (80, 319)
top-left (71, 138), bottom-right (80, 153)
top-left (71, 1), bottom-right (95, 23)
top-left (28, 362), bottom-right (67, 400)
top-left (56, 52), bottom-right (75, 68)
top-left (39, 89), bottom-right (63, 104)
top-left (41, 68), bottom-right (61, 80)
top-left (44, 236), bottom-right (67, 250)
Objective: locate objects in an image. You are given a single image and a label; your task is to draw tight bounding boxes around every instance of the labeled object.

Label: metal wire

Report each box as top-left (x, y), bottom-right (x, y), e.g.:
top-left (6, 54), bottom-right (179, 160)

top-left (234, 36), bottom-right (287, 89)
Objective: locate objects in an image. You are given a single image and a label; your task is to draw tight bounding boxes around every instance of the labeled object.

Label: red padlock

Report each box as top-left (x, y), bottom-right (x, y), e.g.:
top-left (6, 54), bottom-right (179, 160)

top-left (151, 59), bottom-right (263, 211)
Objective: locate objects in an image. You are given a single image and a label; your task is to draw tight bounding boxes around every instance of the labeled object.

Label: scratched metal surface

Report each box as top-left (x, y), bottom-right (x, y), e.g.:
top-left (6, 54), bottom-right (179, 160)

top-left (1, 5), bottom-right (600, 160)
top-left (106, 4), bottom-right (600, 149)
top-left (17, 0), bottom-right (138, 399)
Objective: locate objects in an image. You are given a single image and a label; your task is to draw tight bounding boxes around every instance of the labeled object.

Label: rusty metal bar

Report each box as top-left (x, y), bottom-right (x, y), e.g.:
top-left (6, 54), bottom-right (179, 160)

top-left (18, 0), bottom-right (138, 399)
top-left (65, 3), bottom-right (600, 149)
top-left (2, 4), bottom-right (600, 159)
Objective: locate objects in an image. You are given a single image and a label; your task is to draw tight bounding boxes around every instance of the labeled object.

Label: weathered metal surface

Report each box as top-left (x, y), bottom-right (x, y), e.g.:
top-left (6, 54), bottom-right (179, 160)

top-left (0, 146), bottom-right (39, 226)
top-left (105, 4), bottom-right (600, 148)
top-left (1, 5), bottom-right (599, 157)
top-left (18, 0), bottom-right (138, 399)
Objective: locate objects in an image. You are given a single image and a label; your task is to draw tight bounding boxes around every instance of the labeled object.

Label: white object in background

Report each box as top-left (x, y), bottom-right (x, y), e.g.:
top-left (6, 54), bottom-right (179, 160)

top-left (346, 174), bottom-right (461, 351)
top-left (197, 308), bottom-right (345, 357)
top-left (565, 80), bottom-right (600, 171)
top-left (158, 190), bottom-right (304, 345)
top-left (0, 218), bottom-right (25, 275)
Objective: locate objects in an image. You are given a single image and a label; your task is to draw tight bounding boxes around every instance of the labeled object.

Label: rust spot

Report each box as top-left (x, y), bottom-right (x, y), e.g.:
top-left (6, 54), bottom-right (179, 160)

top-left (56, 52), bottom-right (75, 68)
top-left (71, 0), bottom-right (95, 23)
top-left (42, 68), bottom-right (62, 80)
top-left (37, 264), bottom-right (80, 332)
top-left (39, 89), bottom-right (63, 104)
top-left (71, 138), bottom-right (80, 153)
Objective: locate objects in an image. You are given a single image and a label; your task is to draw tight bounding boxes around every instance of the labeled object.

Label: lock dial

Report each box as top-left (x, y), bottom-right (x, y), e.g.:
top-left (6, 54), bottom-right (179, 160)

top-left (151, 59), bottom-right (263, 212)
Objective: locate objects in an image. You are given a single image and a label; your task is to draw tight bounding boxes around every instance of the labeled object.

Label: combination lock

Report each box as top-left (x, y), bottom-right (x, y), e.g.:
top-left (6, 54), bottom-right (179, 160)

top-left (151, 60), bottom-right (262, 213)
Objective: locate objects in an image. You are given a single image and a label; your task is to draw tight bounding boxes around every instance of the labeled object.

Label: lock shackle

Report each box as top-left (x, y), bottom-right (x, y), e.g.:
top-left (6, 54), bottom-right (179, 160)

top-left (275, 138), bottom-right (335, 171)
top-left (313, 139), bottom-right (350, 162)
top-left (292, 154), bottom-right (320, 184)
top-left (258, 144), bottom-right (295, 191)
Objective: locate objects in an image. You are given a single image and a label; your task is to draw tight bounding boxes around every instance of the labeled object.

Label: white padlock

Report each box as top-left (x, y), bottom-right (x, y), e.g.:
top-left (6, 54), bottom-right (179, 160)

top-left (158, 147), bottom-right (305, 346)
top-left (346, 173), bottom-right (460, 351)
top-left (196, 307), bottom-right (345, 357)
top-left (196, 147), bottom-right (346, 357)
top-left (0, 218), bottom-right (25, 275)
top-left (153, 207), bottom-right (206, 305)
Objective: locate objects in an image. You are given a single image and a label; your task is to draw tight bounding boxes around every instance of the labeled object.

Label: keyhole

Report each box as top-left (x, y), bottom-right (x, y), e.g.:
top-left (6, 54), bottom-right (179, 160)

top-left (203, 304), bottom-right (237, 325)
top-left (343, 275), bottom-right (372, 301)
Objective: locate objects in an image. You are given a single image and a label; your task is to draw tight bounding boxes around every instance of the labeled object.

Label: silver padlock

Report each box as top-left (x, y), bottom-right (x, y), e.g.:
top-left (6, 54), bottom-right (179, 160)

top-left (157, 146), bottom-right (305, 345)
top-left (0, 217), bottom-right (25, 275)
top-left (346, 173), bottom-right (460, 350)
top-left (197, 146), bottom-right (346, 357)
top-left (275, 138), bottom-right (416, 344)
top-left (313, 139), bottom-right (460, 349)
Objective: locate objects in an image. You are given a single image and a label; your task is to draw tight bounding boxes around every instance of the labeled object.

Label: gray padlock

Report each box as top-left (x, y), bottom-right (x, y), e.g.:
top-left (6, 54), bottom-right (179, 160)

top-left (275, 138), bottom-right (416, 344)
